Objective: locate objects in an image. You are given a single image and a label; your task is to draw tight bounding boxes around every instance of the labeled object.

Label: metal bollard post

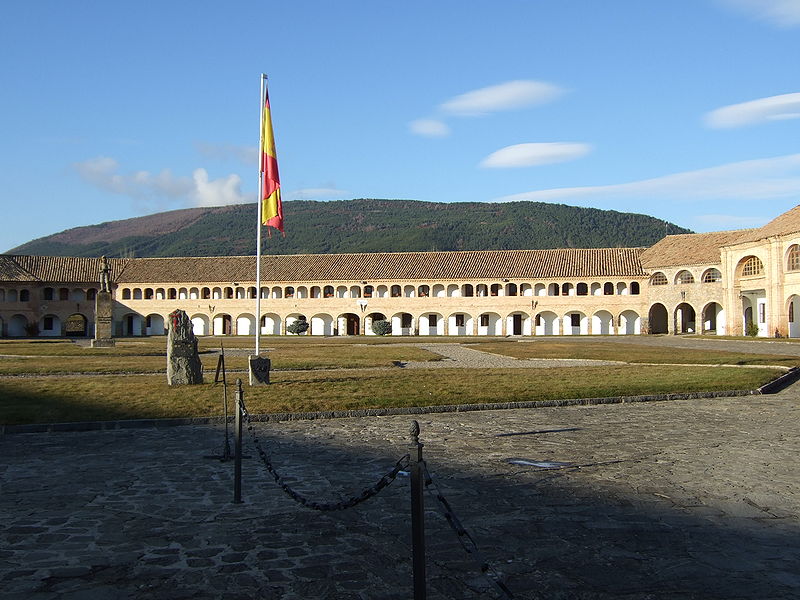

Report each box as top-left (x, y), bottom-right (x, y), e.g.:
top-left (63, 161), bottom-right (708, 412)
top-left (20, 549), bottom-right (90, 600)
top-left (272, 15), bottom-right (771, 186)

top-left (409, 420), bottom-right (426, 600)
top-left (233, 379), bottom-right (243, 504)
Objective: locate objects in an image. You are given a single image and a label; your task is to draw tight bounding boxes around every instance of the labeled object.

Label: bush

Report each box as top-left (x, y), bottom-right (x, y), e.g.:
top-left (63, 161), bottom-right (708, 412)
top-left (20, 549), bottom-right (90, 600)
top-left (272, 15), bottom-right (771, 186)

top-left (286, 317), bottom-right (309, 335)
top-left (371, 319), bottom-right (392, 336)
top-left (746, 321), bottom-right (759, 337)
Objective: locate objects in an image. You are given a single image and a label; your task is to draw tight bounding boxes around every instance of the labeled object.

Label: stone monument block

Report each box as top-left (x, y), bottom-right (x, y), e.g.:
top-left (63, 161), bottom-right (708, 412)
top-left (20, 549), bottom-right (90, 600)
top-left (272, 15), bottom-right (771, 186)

top-left (249, 355), bottom-right (271, 386)
top-left (167, 309), bottom-right (203, 385)
top-left (91, 290), bottom-right (115, 348)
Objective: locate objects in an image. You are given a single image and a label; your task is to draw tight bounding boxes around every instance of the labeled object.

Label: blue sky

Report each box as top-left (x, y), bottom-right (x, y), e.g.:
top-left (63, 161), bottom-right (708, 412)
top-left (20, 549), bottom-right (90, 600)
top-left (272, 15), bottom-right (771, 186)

top-left (2, 0), bottom-right (800, 251)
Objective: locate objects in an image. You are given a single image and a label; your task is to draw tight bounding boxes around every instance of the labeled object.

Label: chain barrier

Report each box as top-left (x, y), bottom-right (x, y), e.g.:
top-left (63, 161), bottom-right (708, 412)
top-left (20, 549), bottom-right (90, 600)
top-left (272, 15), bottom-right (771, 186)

top-left (423, 463), bottom-right (515, 600)
top-left (240, 398), bottom-right (410, 511)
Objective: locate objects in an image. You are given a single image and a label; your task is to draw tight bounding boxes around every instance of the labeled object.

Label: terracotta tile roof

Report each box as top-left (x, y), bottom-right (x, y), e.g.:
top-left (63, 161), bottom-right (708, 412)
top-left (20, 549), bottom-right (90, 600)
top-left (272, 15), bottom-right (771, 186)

top-left (0, 255), bottom-right (127, 284)
top-left (116, 248), bottom-right (647, 284)
top-left (729, 204), bottom-right (800, 244)
top-left (639, 230), bottom-right (749, 268)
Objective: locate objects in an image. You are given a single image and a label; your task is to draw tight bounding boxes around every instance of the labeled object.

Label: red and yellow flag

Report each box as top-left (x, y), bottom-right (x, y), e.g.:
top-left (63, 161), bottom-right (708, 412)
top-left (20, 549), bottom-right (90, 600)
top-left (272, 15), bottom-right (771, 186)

top-left (261, 90), bottom-right (283, 233)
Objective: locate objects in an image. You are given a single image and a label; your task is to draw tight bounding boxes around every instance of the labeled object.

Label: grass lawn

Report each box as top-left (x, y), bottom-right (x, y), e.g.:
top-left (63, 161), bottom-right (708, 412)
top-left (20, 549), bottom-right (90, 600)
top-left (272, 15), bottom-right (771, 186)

top-left (0, 365), bottom-right (781, 426)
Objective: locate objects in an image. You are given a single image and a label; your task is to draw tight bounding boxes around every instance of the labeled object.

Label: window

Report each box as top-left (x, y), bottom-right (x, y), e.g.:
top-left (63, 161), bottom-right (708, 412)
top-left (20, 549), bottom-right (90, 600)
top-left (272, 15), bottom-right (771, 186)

top-left (650, 273), bottom-right (668, 286)
top-left (43, 287), bottom-right (54, 300)
top-left (630, 282), bottom-right (640, 295)
top-left (676, 271), bottom-right (695, 284)
top-left (122, 288), bottom-right (131, 300)
top-left (364, 286), bottom-right (373, 298)
top-left (401, 313), bottom-right (412, 328)
top-left (43, 316), bottom-right (54, 330)
top-left (87, 288), bottom-right (97, 301)
top-left (742, 256), bottom-right (764, 277)
top-left (285, 287), bottom-right (295, 298)
top-left (603, 282), bottom-right (614, 295)
top-left (790, 303), bottom-right (795, 323)
top-left (570, 314), bottom-right (580, 327)
top-left (428, 314), bottom-right (437, 326)
top-left (455, 314), bottom-right (465, 327)
top-left (759, 303), bottom-right (766, 324)
top-left (576, 283), bottom-right (588, 296)
top-left (789, 245), bottom-right (800, 271)
top-left (391, 285), bottom-right (401, 298)
top-left (702, 269), bottom-right (721, 283)
top-left (480, 314), bottom-right (489, 327)
top-left (59, 288), bottom-right (69, 300)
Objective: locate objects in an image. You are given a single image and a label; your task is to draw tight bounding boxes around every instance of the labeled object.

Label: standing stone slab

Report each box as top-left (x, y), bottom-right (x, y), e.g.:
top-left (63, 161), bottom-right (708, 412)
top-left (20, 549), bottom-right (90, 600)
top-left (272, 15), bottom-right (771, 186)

top-left (167, 310), bottom-right (203, 385)
top-left (91, 257), bottom-right (115, 348)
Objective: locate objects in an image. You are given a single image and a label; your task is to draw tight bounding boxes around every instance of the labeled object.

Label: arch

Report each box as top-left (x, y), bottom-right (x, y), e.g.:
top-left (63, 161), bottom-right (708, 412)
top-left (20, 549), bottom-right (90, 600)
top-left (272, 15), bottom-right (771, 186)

top-left (505, 283), bottom-right (518, 297)
top-left (179, 287), bottom-right (189, 300)
top-left (122, 288), bottom-right (132, 300)
top-left (590, 282), bottom-right (602, 296)
top-left (650, 272), bottom-right (668, 286)
top-left (375, 285), bottom-right (388, 298)
top-left (272, 286), bottom-right (283, 299)
top-left (39, 314), bottom-right (61, 337)
top-left (701, 302), bottom-right (725, 335)
top-left (547, 283), bottom-right (560, 296)
top-left (520, 283), bottom-right (533, 297)
top-left (603, 282), bottom-right (614, 296)
top-left (476, 284), bottom-right (488, 297)
top-left (58, 287), bottom-right (69, 301)
top-left (202, 287), bottom-right (211, 299)
top-left (404, 285), bottom-right (416, 298)
top-left (477, 312), bottom-right (501, 336)
top-left (236, 313), bottom-right (256, 336)
top-left (145, 313), bottom-right (165, 336)
top-left (535, 311), bottom-right (559, 336)
top-left (350, 286), bottom-right (362, 298)
top-left (310, 313), bottom-right (334, 336)
top-left (323, 285), bottom-right (334, 298)
top-left (260, 313), bottom-right (281, 335)
top-left (534, 283), bottom-right (546, 297)
top-left (675, 270), bottom-right (695, 284)
top-left (490, 283), bottom-right (502, 297)
top-left (420, 312), bottom-right (444, 336)
top-left (235, 287), bottom-right (246, 299)
top-left (447, 284), bottom-right (460, 297)
top-left (619, 310), bottom-right (641, 335)
top-left (8, 314), bottom-right (28, 337)
top-left (248, 286), bottom-right (257, 299)
top-left (674, 303), bottom-right (697, 334)
top-left (562, 283), bottom-right (574, 296)
top-left (592, 310), bottom-right (614, 335)
top-left (462, 284), bottom-right (474, 297)
top-left (65, 313), bottom-right (89, 337)
top-left (189, 287), bottom-right (199, 300)
top-left (417, 285), bottom-right (430, 297)
top-left (432, 284), bottom-right (445, 298)
top-left (787, 245), bottom-right (800, 272)
top-left (738, 255), bottom-right (764, 278)
top-left (702, 268), bottom-right (722, 283)
top-left (296, 286), bottom-right (308, 299)
top-left (576, 283), bottom-right (588, 296)
top-left (564, 311), bottom-right (588, 335)
top-left (311, 286), bottom-right (322, 299)
top-left (286, 286), bottom-right (296, 298)
top-left (8, 289), bottom-right (19, 302)
top-left (71, 289), bottom-right (85, 302)
top-left (507, 311), bottom-right (531, 336)
top-left (630, 282), bottom-right (640, 295)
top-left (788, 295), bottom-right (800, 338)
top-left (190, 314), bottom-right (210, 336)
top-left (648, 303), bottom-right (668, 334)
top-left (213, 314), bottom-right (233, 336)
top-left (390, 285), bottom-right (401, 298)
top-left (122, 313), bottom-right (143, 336)
top-left (363, 285), bottom-right (373, 298)
top-left (366, 312), bottom-right (388, 336)
top-left (392, 312), bottom-right (414, 336)
top-left (336, 313), bottom-right (360, 336)
top-left (43, 287), bottom-right (54, 301)
top-left (448, 312), bottom-right (473, 336)
top-left (334, 285), bottom-right (347, 299)
top-left (223, 287), bottom-right (233, 299)
top-left (616, 282), bottom-right (629, 295)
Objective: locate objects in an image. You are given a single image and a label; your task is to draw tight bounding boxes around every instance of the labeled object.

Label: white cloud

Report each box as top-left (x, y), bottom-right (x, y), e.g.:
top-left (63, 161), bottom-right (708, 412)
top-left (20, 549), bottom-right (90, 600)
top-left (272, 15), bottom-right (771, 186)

top-left (480, 142), bottom-right (591, 168)
top-left (195, 142), bottom-right (259, 166)
top-left (287, 187), bottom-right (349, 200)
top-left (440, 80), bottom-right (564, 116)
top-left (493, 153), bottom-right (800, 203)
top-left (718, 0), bottom-right (800, 27)
top-left (73, 156), bottom-right (249, 209)
top-left (706, 93), bottom-right (800, 128)
top-left (409, 118), bottom-right (450, 138)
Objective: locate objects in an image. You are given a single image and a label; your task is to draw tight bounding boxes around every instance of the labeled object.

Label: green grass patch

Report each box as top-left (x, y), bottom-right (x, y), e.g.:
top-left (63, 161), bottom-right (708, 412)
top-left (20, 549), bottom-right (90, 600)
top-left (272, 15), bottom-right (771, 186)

top-left (0, 365), bottom-right (782, 425)
top-left (467, 341), bottom-right (800, 367)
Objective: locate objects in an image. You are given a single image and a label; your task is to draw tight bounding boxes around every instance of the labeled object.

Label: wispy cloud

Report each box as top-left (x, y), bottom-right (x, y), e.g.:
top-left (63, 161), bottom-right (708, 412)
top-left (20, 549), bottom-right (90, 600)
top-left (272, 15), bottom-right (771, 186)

top-left (706, 93), bottom-right (800, 128)
top-left (440, 80), bottom-right (564, 116)
top-left (73, 156), bottom-right (249, 210)
top-left (480, 142), bottom-right (591, 168)
top-left (409, 118), bottom-right (450, 138)
top-left (717, 0), bottom-right (800, 28)
top-left (493, 153), bottom-right (800, 203)
top-left (195, 142), bottom-right (259, 166)
top-left (286, 187), bottom-right (349, 200)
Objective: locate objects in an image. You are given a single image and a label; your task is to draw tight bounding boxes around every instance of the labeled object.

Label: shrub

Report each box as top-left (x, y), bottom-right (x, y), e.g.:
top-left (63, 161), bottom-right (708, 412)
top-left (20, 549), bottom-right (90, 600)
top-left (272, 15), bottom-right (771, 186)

top-left (371, 319), bottom-right (392, 336)
top-left (286, 317), bottom-right (309, 335)
top-left (746, 321), bottom-right (759, 337)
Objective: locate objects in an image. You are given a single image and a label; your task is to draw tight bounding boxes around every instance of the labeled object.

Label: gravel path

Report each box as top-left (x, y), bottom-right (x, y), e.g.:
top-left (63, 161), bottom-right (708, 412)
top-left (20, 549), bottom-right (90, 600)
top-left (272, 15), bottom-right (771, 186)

top-left (403, 343), bottom-right (623, 369)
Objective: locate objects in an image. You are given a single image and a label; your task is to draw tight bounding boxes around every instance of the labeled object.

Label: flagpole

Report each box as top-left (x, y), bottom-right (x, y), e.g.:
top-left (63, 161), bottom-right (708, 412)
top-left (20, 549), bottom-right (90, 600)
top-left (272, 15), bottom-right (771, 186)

top-left (255, 73), bottom-right (267, 357)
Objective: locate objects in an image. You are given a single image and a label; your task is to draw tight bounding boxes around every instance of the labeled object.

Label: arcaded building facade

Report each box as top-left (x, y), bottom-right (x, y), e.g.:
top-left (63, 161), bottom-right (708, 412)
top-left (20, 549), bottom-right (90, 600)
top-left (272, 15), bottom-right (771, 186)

top-left (2, 206), bottom-right (800, 339)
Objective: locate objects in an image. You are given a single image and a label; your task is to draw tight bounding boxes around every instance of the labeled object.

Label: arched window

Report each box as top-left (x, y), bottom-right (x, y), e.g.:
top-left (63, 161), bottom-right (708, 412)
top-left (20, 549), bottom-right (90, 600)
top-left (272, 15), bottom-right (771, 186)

top-left (742, 256), bottom-right (764, 277)
top-left (603, 282), bottom-right (614, 295)
top-left (650, 272), bottom-right (668, 286)
top-left (122, 288), bottom-right (132, 300)
top-left (630, 282), bottom-right (640, 295)
top-left (576, 283), bottom-right (588, 296)
top-left (676, 270), bottom-right (695, 284)
top-left (788, 245), bottom-right (800, 271)
top-left (702, 268), bottom-right (721, 283)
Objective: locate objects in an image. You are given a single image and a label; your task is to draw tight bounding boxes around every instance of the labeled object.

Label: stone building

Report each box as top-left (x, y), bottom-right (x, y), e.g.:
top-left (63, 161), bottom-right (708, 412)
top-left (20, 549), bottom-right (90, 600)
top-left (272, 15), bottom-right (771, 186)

top-left (2, 205), bottom-right (799, 339)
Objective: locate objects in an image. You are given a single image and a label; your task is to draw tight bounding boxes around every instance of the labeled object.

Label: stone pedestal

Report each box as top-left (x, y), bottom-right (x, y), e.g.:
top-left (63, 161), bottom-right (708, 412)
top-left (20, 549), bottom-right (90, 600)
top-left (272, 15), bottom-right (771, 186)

top-left (167, 310), bottom-right (203, 385)
top-left (91, 291), bottom-right (115, 348)
top-left (249, 355), bottom-right (271, 386)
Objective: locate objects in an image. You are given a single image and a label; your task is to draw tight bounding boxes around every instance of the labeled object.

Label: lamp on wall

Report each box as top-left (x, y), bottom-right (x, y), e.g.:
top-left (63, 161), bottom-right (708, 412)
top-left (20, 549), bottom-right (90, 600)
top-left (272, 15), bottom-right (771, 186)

top-left (357, 299), bottom-right (368, 313)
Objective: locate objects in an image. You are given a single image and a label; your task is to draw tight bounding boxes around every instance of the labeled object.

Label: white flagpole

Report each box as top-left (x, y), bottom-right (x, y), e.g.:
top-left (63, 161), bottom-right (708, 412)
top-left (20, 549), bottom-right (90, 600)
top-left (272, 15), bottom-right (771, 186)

top-left (255, 73), bottom-right (267, 357)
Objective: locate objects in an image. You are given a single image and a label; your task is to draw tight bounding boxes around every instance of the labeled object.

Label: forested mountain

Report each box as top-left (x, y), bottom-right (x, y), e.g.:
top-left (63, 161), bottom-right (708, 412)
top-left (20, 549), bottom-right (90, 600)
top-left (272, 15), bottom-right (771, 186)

top-left (7, 199), bottom-right (691, 257)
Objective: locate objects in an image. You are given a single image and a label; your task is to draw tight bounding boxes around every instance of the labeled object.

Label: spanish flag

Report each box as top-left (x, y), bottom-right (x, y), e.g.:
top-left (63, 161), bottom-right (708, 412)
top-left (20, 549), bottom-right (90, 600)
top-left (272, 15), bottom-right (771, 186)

top-left (261, 89), bottom-right (283, 233)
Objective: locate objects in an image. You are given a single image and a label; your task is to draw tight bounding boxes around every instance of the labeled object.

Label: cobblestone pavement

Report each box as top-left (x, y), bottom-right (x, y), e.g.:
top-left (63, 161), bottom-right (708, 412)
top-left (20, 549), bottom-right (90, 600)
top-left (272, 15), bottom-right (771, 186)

top-left (3, 382), bottom-right (800, 599)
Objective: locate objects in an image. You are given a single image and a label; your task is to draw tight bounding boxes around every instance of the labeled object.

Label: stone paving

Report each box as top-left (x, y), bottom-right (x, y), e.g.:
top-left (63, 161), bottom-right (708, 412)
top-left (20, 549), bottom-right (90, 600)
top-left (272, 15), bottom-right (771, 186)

top-left (3, 383), bottom-right (800, 599)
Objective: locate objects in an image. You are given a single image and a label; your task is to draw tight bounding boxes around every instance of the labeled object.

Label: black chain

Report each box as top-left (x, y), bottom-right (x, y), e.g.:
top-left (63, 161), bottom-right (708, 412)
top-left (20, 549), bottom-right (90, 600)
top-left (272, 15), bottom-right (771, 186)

top-left (241, 400), bottom-right (410, 511)
top-left (423, 463), bottom-right (515, 600)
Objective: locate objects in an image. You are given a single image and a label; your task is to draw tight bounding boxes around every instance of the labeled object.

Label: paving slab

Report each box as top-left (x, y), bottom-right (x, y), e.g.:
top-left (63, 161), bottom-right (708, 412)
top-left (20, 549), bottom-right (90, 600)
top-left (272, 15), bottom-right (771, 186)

top-left (2, 381), bottom-right (800, 599)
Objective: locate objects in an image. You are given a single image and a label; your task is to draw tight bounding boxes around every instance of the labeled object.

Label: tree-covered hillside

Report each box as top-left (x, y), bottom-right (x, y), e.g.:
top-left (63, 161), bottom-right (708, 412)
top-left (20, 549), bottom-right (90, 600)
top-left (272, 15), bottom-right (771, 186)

top-left (7, 199), bottom-right (691, 257)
